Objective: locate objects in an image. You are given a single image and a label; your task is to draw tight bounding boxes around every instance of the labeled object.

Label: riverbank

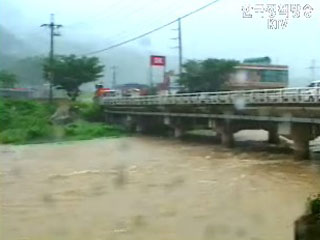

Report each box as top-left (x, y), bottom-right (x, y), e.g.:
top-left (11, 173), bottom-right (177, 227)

top-left (0, 100), bottom-right (124, 144)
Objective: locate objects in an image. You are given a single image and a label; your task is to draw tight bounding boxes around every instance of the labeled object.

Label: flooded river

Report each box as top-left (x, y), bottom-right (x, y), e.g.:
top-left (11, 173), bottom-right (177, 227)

top-left (1, 132), bottom-right (320, 240)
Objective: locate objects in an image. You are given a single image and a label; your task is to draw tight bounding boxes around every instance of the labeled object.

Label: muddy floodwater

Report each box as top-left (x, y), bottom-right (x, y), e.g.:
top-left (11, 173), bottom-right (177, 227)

top-left (1, 131), bottom-right (320, 240)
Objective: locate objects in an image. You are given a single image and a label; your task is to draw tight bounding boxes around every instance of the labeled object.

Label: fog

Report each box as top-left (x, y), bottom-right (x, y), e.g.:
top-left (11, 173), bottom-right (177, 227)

top-left (1, 0), bottom-right (320, 88)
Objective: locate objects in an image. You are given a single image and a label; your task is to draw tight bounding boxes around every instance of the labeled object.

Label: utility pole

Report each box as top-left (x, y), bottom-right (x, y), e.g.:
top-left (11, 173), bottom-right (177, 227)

top-left (111, 66), bottom-right (118, 89)
top-left (178, 18), bottom-right (182, 77)
top-left (41, 14), bottom-right (62, 102)
top-left (307, 59), bottom-right (320, 82)
top-left (171, 18), bottom-right (183, 77)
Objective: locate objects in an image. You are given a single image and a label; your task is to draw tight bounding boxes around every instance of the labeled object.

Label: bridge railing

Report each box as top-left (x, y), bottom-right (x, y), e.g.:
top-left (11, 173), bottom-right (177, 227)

top-left (102, 87), bottom-right (320, 106)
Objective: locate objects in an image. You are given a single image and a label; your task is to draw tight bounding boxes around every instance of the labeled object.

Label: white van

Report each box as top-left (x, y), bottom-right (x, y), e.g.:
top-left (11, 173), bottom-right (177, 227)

top-left (308, 80), bottom-right (320, 88)
top-left (305, 80), bottom-right (320, 102)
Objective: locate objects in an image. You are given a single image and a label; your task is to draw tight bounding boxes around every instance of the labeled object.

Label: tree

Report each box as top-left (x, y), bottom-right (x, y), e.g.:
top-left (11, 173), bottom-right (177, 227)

top-left (178, 58), bottom-right (239, 92)
top-left (43, 54), bottom-right (104, 101)
top-left (0, 70), bottom-right (18, 88)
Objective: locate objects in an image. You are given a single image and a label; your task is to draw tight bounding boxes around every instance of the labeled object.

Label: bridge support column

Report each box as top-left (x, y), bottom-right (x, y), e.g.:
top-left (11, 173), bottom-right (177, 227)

top-left (124, 116), bottom-right (133, 132)
top-left (210, 119), bottom-right (221, 141)
top-left (268, 127), bottom-right (280, 144)
top-left (216, 132), bottom-right (222, 141)
top-left (174, 126), bottom-right (184, 138)
top-left (216, 120), bottom-right (234, 148)
top-left (135, 124), bottom-right (144, 133)
top-left (135, 117), bottom-right (153, 134)
top-left (105, 114), bottom-right (115, 124)
top-left (167, 117), bottom-right (190, 138)
top-left (221, 129), bottom-right (234, 148)
top-left (291, 124), bottom-right (311, 160)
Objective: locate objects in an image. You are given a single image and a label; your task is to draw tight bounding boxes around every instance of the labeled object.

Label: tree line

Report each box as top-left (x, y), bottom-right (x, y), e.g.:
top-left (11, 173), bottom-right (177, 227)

top-left (1, 54), bottom-right (238, 100)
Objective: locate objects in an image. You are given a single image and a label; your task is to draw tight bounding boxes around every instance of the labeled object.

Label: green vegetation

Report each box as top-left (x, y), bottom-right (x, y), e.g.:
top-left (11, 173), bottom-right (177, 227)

top-left (178, 58), bottom-right (239, 92)
top-left (0, 100), bottom-right (54, 143)
top-left (43, 54), bottom-right (104, 101)
top-left (308, 194), bottom-right (320, 215)
top-left (71, 102), bottom-right (104, 122)
top-left (64, 121), bottom-right (124, 141)
top-left (0, 100), bottom-right (123, 144)
top-left (0, 70), bottom-right (18, 88)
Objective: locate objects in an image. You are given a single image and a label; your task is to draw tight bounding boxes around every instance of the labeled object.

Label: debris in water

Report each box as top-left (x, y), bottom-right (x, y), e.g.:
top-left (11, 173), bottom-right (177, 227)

top-left (48, 170), bottom-right (105, 179)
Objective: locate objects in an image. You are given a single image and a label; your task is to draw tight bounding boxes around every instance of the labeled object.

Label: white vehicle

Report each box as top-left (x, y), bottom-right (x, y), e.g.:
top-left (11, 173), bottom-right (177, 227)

top-left (308, 80), bottom-right (320, 88)
top-left (122, 88), bottom-right (141, 97)
top-left (304, 80), bottom-right (320, 102)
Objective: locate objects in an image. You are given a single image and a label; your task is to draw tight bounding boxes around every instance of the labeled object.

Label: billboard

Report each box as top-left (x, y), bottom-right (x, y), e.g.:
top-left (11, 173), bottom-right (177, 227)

top-left (150, 55), bottom-right (166, 66)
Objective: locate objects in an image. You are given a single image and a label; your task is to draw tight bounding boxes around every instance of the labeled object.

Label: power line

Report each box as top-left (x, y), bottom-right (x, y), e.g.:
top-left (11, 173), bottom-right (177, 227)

top-left (99, 0), bottom-right (187, 45)
top-left (66, 1), bottom-right (187, 49)
top-left (84, 0), bottom-right (222, 55)
top-left (84, 19), bottom-right (177, 55)
top-left (68, 0), bottom-right (184, 36)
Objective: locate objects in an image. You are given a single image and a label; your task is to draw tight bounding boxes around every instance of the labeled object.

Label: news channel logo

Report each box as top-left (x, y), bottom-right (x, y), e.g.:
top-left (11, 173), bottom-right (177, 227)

top-left (241, 4), bottom-right (314, 29)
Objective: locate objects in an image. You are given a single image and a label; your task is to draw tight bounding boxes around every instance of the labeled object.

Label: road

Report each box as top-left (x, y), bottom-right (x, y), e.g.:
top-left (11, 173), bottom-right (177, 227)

top-left (1, 133), bottom-right (320, 240)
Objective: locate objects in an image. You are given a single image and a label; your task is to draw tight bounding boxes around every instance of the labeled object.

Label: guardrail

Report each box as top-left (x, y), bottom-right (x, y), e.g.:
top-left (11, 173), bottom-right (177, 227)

top-left (102, 87), bottom-right (320, 106)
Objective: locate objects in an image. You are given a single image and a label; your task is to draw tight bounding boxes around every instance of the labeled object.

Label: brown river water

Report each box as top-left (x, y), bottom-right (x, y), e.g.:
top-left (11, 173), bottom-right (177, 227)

top-left (1, 131), bottom-right (320, 240)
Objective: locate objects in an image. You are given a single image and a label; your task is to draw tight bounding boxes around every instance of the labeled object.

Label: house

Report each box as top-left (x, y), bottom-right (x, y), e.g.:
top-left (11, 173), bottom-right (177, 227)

top-left (227, 57), bottom-right (288, 90)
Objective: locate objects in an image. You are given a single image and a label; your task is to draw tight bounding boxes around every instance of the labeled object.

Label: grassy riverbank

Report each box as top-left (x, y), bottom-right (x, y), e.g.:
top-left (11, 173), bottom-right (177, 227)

top-left (0, 100), bottom-right (124, 144)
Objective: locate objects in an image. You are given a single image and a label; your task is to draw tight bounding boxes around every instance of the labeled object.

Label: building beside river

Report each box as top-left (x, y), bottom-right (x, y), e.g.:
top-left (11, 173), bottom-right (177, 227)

top-left (227, 57), bottom-right (289, 90)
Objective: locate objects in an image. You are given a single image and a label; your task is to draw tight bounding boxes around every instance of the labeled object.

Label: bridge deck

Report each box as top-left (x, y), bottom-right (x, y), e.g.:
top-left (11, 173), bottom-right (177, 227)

top-left (102, 87), bottom-right (320, 106)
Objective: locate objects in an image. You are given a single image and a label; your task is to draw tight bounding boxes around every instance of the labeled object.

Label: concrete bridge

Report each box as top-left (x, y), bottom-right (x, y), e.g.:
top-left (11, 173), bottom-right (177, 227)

top-left (100, 87), bottom-right (320, 160)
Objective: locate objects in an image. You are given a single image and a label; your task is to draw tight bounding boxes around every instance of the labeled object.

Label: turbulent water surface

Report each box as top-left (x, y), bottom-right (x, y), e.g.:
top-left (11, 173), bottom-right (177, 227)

top-left (1, 131), bottom-right (320, 240)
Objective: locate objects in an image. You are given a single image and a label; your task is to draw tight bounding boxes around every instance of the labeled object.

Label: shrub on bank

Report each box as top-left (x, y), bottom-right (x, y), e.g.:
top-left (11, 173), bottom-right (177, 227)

top-left (309, 194), bottom-right (320, 215)
top-left (64, 121), bottom-right (124, 140)
top-left (0, 129), bottom-right (28, 144)
top-left (0, 100), bottom-right (54, 143)
top-left (295, 194), bottom-right (320, 239)
top-left (71, 102), bottom-right (104, 122)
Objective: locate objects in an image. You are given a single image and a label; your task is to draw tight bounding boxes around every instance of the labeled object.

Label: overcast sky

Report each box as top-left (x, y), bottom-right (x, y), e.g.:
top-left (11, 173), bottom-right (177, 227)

top-left (2, 0), bottom-right (320, 87)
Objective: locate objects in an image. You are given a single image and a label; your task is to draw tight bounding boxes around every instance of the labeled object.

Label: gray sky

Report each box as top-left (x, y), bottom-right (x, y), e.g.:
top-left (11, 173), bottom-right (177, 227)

top-left (2, 0), bottom-right (320, 87)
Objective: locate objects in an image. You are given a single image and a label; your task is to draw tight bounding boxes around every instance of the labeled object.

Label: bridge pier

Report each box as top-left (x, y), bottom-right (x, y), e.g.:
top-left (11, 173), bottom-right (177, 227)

top-left (216, 120), bottom-right (234, 148)
top-left (174, 126), bottom-right (185, 138)
top-left (105, 114), bottom-right (116, 125)
top-left (135, 123), bottom-right (144, 133)
top-left (135, 117), bottom-right (161, 134)
top-left (216, 132), bottom-right (222, 142)
top-left (165, 117), bottom-right (190, 138)
top-left (268, 127), bottom-right (280, 144)
top-left (221, 129), bottom-right (234, 148)
top-left (124, 115), bottom-right (136, 132)
top-left (291, 123), bottom-right (311, 160)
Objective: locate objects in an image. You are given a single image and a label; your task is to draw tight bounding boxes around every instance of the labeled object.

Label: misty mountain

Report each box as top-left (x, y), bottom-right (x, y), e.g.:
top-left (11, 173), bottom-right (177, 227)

top-left (0, 25), bottom-right (45, 87)
top-left (0, 26), bottom-right (22, 68)
top-left (0, 25), bottom-right (179, 88)
top-left (0, 25), bottom-right (36, 58)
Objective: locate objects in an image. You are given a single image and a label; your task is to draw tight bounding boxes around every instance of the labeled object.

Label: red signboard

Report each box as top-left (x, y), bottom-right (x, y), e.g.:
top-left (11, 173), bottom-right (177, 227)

top-left (150, 55), bottom-right (166, 66)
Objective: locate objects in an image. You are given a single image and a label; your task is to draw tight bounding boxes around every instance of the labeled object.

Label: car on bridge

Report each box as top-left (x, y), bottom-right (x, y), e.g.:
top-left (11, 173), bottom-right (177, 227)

top-left (304, 80), bottom-right (320, 102)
